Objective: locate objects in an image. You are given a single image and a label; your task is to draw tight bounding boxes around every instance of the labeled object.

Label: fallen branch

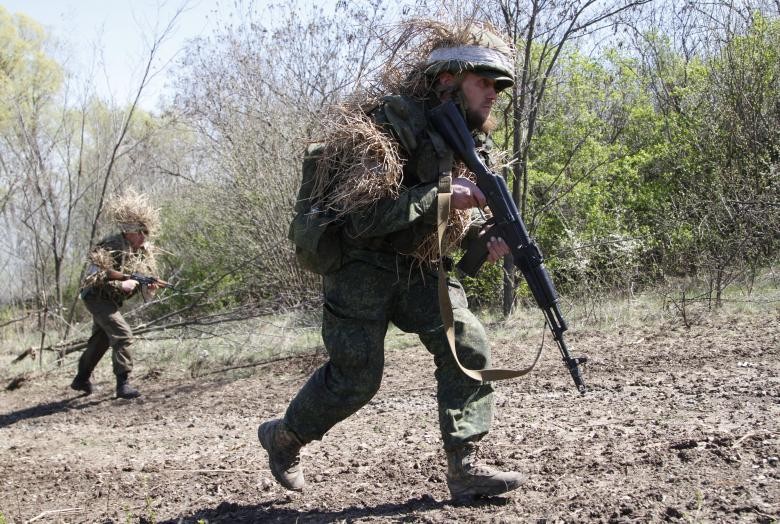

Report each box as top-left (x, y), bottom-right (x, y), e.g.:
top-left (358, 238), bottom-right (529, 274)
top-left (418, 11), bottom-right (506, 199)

top-left (25, 508), bottom-right (82, 523)
top-left (0, 311), bottom-right (33, 328)
top-left (6, 303), bottom-right (306, 390)
top-left (11, 306), bottom-right (265, 364)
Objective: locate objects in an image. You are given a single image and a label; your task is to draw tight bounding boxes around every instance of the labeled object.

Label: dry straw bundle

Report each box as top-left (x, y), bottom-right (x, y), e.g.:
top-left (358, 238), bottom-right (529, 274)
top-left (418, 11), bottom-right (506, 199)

top-left (84, 245), bottom-right (159, 284)
top-left (103, 188), bottom-right (160, 236)
top-left (310, 107), bottom-right (404, 217)
top-left (407, 182), bottom-right (477, 265)
top-left (309, 103), bottom-right (475, 263)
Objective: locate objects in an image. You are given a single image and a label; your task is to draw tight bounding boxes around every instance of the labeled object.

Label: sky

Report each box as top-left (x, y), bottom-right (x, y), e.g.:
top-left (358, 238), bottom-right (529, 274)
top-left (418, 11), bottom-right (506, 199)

top-left (2, 0), bottom-right (226, 111)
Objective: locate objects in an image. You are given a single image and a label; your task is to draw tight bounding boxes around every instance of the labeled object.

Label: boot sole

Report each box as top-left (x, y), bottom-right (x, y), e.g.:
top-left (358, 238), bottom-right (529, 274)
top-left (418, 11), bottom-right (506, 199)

top-left (116, 393), bottom-right (141, 399)
top-left (258, 422), bottom-right (304, 492)
top-left (70, 381), bottom-right (93, 395)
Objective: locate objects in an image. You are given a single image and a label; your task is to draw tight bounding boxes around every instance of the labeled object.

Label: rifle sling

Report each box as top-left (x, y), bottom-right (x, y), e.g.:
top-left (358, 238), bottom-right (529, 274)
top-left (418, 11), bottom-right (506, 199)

top-left (436, 174), bottom-right (543, 382)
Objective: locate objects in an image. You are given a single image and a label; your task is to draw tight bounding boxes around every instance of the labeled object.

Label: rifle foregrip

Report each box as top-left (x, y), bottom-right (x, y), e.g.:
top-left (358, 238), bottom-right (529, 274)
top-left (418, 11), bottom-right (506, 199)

top-left (457, 238), bottom-right (489, 277)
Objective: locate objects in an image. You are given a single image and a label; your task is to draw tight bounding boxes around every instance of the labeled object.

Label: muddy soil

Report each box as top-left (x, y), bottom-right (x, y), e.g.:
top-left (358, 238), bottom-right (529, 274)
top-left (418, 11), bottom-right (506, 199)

top-left (1, 311), bottom-right (778, 523)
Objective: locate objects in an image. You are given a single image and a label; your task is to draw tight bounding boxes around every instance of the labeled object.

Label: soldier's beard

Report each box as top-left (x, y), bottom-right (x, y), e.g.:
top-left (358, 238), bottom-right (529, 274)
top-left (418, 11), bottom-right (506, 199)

top-left (444, 85), bottom-right (497, 133)
top-left (466, 109), bottom-right (497, 133)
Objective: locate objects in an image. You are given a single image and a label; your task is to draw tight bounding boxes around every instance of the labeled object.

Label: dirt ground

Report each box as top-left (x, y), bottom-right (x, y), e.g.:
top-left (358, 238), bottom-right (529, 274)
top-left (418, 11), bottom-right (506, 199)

top-left (1, 310), bottom-right (778, 523)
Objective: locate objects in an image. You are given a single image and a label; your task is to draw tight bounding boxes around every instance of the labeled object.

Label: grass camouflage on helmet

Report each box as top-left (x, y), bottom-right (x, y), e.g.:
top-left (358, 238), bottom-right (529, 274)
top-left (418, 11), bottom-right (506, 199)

top-left (104, 188), bottom-right (160, 237)
top-left (373, 19), bottom-right (516, 99)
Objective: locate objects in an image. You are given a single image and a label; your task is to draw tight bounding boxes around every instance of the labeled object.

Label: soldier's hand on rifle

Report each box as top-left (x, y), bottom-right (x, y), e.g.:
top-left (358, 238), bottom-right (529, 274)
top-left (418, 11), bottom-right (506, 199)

top-left (142, 282), bottom-right (159, 301)
top-left (478, 229), bottom-right (511, 263)
top-left (486, 235), bottom-right (510, 262)
top-left (451, 178), bottom-right (486, 210)
top-left (121, 279), bottom-right (139, 293)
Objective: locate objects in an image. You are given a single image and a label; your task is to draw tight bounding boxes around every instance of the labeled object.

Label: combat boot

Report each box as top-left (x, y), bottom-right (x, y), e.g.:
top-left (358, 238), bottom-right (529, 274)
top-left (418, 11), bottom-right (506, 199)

top-left (70, 374), bottom-right (93, 395)
top-left (115, 373), bottom-right (140, 399)
top-left (446, 441), bottom-right (524, 499)
top-left (258, 418), bottom-right (305, 491)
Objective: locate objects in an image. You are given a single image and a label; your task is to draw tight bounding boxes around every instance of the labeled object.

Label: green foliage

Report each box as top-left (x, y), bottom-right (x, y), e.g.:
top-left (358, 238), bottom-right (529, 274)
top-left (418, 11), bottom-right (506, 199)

top-left (458, 252), bottom-right (505, 309)
top-left (0, 7), bottom-right (62, 130)
top-left (644, 14), bottom-right (780, 294)
top-left (155, 189), bottom-right (245, 313)
top-left (520, 46), bottom-right (665, 294)
top-left (498, 17), bottom-right (780, 302)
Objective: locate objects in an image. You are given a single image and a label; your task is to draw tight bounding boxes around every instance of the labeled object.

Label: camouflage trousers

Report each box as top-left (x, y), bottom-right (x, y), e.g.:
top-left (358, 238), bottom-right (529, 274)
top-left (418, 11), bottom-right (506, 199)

top-left (284, 258), bottom-right (494, 450)
top-left (77, 295), bottom-right (133, 378)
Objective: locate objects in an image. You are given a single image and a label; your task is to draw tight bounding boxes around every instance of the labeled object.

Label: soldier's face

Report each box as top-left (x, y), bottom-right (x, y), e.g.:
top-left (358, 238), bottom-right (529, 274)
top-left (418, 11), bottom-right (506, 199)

top-left (437, 71), bottom-right (498, 132)
top-left (460, 72), bottom-right (498, 130)
top-left (125, 230), bottom-right (147, 250)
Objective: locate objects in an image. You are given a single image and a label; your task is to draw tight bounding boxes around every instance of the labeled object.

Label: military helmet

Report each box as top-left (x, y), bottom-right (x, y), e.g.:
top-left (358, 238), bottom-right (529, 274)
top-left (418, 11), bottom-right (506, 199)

top-left (424, 26), bottom-right (515, 91)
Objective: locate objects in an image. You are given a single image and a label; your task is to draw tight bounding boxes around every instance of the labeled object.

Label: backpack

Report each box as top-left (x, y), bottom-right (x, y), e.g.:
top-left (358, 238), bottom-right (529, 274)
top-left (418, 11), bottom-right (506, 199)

top-left (288, 143), bottom-right (344, 275)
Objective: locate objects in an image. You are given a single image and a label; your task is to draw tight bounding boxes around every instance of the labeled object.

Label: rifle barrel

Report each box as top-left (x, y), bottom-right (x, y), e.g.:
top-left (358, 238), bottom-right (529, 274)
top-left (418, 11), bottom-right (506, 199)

top-left (429, 100), bottom-right (587, 394)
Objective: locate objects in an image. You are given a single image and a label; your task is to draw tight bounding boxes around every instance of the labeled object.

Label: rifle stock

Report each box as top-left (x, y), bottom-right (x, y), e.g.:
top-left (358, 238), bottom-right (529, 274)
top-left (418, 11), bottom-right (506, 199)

top-left (429, 100), bottom-right (587, 394)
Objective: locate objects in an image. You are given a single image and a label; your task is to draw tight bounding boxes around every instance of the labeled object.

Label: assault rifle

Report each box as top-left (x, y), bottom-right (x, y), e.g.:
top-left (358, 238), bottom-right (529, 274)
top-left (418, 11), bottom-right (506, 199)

top-left (429, 100), bottom-right (587, 394)
top-left (129, 273), bottom-right (176, 290)
top-left (106, 269), bottom-right (176, 291)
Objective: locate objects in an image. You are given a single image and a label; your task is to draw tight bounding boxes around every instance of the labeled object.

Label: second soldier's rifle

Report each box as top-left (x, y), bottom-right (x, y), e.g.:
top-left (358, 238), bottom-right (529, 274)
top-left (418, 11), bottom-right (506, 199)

top-left (429, 100), bottom-right (587, 394)
top-left (106, 269), bottom-right (176, 291)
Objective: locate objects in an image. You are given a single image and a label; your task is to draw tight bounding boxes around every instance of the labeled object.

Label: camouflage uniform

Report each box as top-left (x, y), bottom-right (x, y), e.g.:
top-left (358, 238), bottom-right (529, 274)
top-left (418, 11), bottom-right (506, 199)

top-left (76, 233), bottom-right (143, 381)
top-left (261, 22), bottom-right (525, 497)
top-left (283, 95), bottom-right (495, 450)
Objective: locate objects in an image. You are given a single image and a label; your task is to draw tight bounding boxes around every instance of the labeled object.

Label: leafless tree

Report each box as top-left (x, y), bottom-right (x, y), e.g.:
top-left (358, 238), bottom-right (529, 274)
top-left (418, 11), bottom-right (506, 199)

top-left (171, 0), bottom-right (397, 307)
top-left (0, 4), bottom-right (193, 359)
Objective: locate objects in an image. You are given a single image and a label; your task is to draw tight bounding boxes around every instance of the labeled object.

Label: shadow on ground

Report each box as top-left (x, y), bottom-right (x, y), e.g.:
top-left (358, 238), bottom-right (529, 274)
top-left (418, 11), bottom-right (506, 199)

top-left (0, 372), bottom-right (239, 429)
top-left (0, 395), bottom-right (113, 428)
top-left (162, 494), bottom-right (512, 523)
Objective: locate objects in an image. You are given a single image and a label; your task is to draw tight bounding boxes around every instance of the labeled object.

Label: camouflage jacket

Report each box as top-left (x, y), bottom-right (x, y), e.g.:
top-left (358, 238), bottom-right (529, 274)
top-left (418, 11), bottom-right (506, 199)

top-left (81, 233), bottom-right (147, 304)
top-left (341, 94), bottom-right (493, 268)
